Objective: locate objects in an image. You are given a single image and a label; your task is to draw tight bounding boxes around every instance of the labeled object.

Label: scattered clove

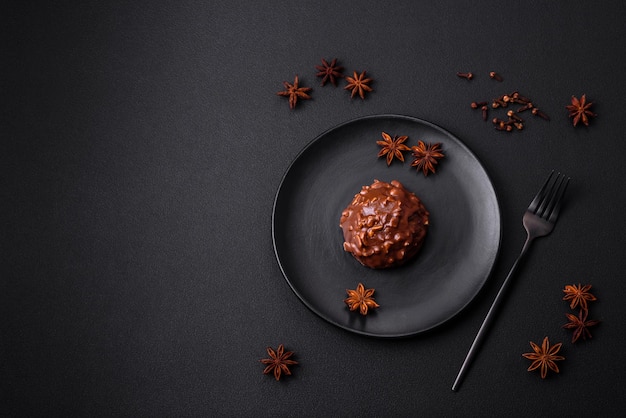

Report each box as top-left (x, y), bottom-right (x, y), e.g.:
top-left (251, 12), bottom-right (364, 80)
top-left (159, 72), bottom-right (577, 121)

top-left (517, 102), bottom-right (534, 113)
top-left (532, 108), bottom-right (550, 120)
top-left (507, 110), bottom-right (523, 122)
top-left (511, 92), bottom-right (531, 104)
top-left (470, 90), bottom-right (548, 134)
top-left (471, 101), bottom-right (488, 109)
top-left (489, 71), bottom-right (503, 82)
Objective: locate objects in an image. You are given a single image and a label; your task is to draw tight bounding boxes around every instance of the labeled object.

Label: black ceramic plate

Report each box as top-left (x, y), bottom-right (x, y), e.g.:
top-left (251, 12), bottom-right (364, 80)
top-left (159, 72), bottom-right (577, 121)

top-left (272, 115), bottom-right (501, 337)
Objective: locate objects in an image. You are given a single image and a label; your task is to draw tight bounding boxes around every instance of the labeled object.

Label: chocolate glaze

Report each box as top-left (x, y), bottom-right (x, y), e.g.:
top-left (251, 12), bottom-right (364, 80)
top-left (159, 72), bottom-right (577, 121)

top-left (339, 179), bottom-right (429, 269)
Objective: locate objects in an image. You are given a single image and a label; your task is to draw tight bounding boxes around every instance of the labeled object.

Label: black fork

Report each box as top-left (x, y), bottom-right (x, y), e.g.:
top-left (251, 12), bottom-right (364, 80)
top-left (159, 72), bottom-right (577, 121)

top-left (452, 171), bottom-right (570, 391)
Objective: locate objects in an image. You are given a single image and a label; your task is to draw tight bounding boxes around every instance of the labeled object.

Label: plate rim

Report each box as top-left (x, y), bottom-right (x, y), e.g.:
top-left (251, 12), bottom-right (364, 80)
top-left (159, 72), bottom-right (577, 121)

top-left (271, 113), bottom-right (502, 337)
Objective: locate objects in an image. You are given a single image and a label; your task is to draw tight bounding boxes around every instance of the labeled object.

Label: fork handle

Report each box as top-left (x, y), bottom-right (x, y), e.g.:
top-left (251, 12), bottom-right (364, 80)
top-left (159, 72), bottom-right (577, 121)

top-left (452, 237), bottom-right (533, 391)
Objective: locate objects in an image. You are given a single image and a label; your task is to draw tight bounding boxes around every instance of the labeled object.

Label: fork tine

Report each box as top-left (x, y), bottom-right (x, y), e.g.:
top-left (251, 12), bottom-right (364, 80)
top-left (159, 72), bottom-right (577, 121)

top-left (536, 172), bottom-right (563, 217)
top-left (527, 171), bottom-right (555, 213)
top-left (546, 176), bottom-right (569, 223)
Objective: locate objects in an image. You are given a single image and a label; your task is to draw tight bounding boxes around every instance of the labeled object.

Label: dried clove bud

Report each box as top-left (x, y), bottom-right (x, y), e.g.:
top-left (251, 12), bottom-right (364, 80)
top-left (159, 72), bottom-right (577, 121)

top-left (471, 101), bottom-right (488, 109)
top-left (507, 110), bottom-right (523, 122)
top-left (457, 72), bottom-right (473, 80)
top-left (481, 105), bottom-right (488, 121)
top-left (495, 123), bottom-right (512, 132)
top-left (517, 102), bottom-right (534, 112)
top-left (531, 108), bottom-right (550, 120)
top-left (489, 71), bottom-right (503, 82)
top-left (511, 92), bottom-right (531, 104)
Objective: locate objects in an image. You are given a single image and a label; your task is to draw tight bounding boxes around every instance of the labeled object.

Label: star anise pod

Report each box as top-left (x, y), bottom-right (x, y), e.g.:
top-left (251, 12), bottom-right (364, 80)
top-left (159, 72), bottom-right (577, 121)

top-left (377, 131), bottom-right (410, 165)
top-left (566, 94), bottom-right (596, 126)
top-left (315, 58), bottom-right (344, 86)
top-left (344, 70), bottom-right (373, 99)
top-left (344, 282), bottom-right (380, 315)
top-left (410, 141), bottom-right (444, 176)
top-left (562, 283), bottom-right (597, 312)
top-left (563, 309), bottom-right (600, 343)
top-left (260, 344), bottom-right (298, 381)
top-left (277, 75), bottom-right (312, 109)
top-left (522, 336), bottom-right (565, 379)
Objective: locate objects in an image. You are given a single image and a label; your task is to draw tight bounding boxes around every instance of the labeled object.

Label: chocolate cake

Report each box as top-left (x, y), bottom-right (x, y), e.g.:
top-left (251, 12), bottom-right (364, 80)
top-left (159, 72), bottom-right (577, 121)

top-left (339, 179), bottom-right (429, 269)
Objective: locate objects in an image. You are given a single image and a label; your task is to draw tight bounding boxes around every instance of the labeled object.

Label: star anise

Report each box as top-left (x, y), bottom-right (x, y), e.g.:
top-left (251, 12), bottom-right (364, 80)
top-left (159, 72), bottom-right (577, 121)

top-left (315, 58), bottom-right (344, 86)
top-left (344, 70), bottom-right (373, 99)
top-left (563, 309), bottom-right (600, 343)
top-left (377, 131), bottom-right (410, 165)
top-left (260, 344), bottom-right (298, 381)
top-left (566, 94), bottom-right (596, 126)
top-left (344, 282), bottom-right (380, 315)
top-left (277, 75), bottom-right (312, 109)
top-left (410, 141), bottom-right (444, 176)
top-left (562, 283), bottom-right (597, 312)
top-left (522, 336), bottom-right (565, 379)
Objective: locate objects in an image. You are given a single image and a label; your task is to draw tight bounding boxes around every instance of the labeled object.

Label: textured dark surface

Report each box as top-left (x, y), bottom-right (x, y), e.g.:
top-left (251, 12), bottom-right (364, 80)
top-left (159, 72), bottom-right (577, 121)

top-left (2, 1), bottom-right (626, 416)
